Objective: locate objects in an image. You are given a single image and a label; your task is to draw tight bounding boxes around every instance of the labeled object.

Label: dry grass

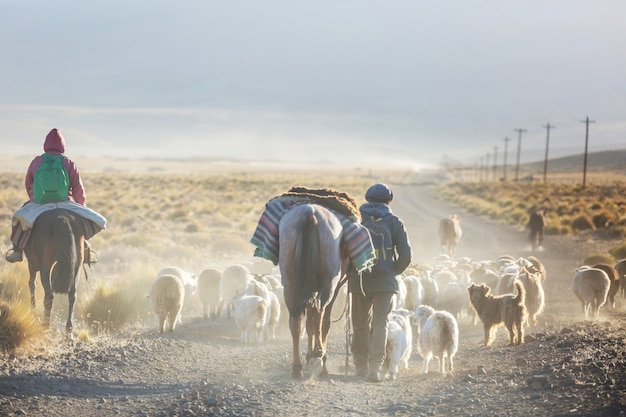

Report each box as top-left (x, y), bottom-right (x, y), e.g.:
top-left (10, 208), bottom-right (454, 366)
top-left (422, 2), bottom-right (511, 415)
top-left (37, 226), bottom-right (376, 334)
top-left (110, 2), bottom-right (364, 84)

top-left (439, 181), bottom-right (626, 238)
top-left (81, 285), bottom-right (138, 334)
top-left (438, 179), bottom-right (626, 261)
top-left (0, 301), bottom-right (42, 352)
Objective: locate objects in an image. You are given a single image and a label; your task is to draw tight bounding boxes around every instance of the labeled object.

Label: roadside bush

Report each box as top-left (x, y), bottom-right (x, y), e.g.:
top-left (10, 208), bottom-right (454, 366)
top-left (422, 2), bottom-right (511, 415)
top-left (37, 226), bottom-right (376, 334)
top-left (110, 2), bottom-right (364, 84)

top-left (0, 301), bottom-right (42, 352)
top-left (571, 214), bottom-right (595, 232)
top-left (592, 210), bottom-right (617, 229)
top-left (583, 253), bottom-right (615, 265)
top-left (82, 285), bottom-right (136, 334)
top-left (609, 242), bottom-right (626, 261)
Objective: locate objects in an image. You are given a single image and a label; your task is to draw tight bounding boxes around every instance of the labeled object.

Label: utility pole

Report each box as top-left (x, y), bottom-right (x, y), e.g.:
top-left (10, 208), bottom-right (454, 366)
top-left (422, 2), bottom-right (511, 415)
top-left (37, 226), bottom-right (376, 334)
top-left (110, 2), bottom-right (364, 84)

top-left (502, 137), bottom-right (510, 181)
top-left (479, 157), bottom-right (484, 182)
top-left (542, 123), bottom-right (554, 183)
top-left (580, 116), bottom-right (595, 189)
top-left (485, 153), bottom-right (491, 181)
top-left (493, 146), bottom-right (498, 181)
top-left (513, 128), bottom-right (527, 182)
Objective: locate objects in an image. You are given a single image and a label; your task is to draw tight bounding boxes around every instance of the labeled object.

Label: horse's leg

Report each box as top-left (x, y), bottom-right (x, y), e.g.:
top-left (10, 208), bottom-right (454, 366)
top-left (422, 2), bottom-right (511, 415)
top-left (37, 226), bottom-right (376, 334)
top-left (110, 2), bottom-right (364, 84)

top-left (318, 304), bottom-right (333, 377)
top-left (289, 313), bottom-right (304, 379)
top-left (65, 271), bottom-right (80, 334)
top-left (306, 305), bottom-right (324, 378)
top-left (28, 267), bottom-right (37, 309)
top-left (40, 269), bottom-right (53, 329)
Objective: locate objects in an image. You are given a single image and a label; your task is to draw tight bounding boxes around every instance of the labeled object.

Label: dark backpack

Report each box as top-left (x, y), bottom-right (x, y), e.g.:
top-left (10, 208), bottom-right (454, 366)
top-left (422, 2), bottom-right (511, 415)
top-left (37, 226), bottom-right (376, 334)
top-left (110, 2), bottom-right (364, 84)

top-left (33, 153), bottom-right (70, 204)
top-left (361, 214), bottom-right (395, 275)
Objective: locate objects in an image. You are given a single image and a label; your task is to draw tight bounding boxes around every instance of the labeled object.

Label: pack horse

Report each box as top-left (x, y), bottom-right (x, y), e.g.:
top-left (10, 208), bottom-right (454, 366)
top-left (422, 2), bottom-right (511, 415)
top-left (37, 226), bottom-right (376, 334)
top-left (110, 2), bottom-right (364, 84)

top-left (279, 204), bottom-right (351, 379)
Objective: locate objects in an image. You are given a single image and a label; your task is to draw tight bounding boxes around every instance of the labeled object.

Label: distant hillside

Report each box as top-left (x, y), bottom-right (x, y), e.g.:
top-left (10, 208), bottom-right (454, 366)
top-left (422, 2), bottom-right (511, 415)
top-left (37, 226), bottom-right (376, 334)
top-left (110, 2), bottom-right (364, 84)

top-left (523, 149), bottom-right (626, 173)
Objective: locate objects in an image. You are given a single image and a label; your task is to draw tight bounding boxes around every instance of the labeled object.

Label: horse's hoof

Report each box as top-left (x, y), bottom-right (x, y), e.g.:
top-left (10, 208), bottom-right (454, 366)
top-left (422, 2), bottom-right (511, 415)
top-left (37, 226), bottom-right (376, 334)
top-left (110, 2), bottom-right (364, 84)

top-left (307, 357), bottom-right (324, 379)
top-left (291, 369), bottom-right (303, 379)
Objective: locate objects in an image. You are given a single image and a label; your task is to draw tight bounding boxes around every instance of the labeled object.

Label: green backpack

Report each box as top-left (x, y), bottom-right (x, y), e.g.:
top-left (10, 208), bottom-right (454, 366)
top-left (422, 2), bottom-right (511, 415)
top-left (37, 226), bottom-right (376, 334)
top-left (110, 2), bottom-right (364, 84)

top-left (33, 153), bottom-right (70, 204)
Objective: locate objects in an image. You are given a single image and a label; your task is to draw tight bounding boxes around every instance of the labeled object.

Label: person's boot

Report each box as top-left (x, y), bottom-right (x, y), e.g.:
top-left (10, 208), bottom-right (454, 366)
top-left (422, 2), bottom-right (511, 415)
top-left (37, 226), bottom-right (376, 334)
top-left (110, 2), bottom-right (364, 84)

top-left (83, 241), bottom-right (98, 264)
top-left (5, 246), bottom-right (23, 263)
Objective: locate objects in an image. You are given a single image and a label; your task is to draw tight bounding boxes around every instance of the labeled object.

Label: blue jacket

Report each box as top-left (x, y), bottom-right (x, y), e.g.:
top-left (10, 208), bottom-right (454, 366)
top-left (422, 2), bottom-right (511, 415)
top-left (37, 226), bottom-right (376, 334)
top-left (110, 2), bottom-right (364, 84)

top-left (348, 202), bottom-right (412, 294)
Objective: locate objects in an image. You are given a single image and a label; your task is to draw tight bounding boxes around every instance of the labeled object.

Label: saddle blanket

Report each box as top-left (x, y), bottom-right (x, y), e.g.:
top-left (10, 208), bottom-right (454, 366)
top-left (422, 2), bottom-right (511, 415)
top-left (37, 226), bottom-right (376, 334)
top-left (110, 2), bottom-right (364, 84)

top-left (250, 197), bottom-right (375, 273)
top-left (13, 201), bottom-right (107, 231)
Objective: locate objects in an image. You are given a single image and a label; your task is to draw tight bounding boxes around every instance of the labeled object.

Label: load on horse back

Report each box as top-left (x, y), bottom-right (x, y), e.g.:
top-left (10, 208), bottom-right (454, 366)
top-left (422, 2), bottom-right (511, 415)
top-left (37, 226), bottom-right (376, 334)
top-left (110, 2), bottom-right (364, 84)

top-left (24, 208), bottom-right (86, 332)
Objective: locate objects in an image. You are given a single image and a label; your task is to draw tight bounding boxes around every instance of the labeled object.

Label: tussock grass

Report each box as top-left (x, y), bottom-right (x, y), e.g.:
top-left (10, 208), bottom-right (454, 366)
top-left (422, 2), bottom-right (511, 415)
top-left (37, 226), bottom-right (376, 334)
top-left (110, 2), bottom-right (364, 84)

top-left (0, 301), bottom-right (43, 352)
top-left (609, 243), bottom-right (626, 261)
top-left (81, 285), bottom-right (136, 334)
top-left (583, 253), bottom-right (616, 266)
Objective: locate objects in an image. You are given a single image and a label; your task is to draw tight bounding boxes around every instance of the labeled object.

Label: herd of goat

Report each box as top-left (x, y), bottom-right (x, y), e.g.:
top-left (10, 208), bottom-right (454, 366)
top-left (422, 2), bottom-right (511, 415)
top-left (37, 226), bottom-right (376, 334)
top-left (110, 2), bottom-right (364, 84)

top-left (148, 254), bottom-right (626, 378)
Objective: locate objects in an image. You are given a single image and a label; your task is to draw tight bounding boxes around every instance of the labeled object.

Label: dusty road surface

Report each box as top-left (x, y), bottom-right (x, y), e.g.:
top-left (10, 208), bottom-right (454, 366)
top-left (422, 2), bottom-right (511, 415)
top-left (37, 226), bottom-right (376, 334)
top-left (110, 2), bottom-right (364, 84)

top-left (1, 182), bottom-right (625, 417)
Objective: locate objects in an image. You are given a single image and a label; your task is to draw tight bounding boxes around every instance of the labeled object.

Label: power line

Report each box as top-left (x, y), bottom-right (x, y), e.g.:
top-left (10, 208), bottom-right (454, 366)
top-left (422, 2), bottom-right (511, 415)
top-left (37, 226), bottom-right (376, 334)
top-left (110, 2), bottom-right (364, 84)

top-left (513, 128), bottom-right (527, 181)
top-left (542, 123), bottom-right (555, 183)
top-left (580, 116), bottom-right (596, 189)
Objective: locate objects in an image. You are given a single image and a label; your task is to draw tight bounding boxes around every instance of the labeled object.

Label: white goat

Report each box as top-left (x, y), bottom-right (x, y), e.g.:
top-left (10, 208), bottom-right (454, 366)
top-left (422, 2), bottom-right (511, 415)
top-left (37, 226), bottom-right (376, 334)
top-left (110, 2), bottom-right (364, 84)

top-left (432, 269), bottom-right (457, 289)
top-left (245, 279), bottom-right (280, 341)
top-left (218, 264), bottom-right (252, 317)
top-left (392, 275), bottom-right (408, 310)
top-left (571, 266), bottom-right (610, 319)
top-left (438, 281), bottom-right (470, 321)
top-left (197, 268), bottom-right (222, 320)
top-left (411, 305), bottom-right (459, 374)
top-left (384, 312), bottom-right (413, 380)
top-left (150, 274), bottom-right (185, 333)
top-left (157, 266), bottom-right (197, 312)
top-left (519, 265), bottom-right (545, 326)
top-left (417, 270), bottom-right (440, 309)
top-left (234, 294), bottom-right (268, 343)
top-left (402, 275), bottom-right (425, 312)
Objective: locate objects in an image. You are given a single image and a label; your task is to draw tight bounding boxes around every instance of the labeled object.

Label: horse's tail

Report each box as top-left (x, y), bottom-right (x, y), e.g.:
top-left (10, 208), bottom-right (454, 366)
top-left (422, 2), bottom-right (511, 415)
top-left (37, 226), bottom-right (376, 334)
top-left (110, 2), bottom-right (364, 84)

top-left (293, 209), bottom-right (320, 317)
top-left (52, 216), bottom-right (77, 294)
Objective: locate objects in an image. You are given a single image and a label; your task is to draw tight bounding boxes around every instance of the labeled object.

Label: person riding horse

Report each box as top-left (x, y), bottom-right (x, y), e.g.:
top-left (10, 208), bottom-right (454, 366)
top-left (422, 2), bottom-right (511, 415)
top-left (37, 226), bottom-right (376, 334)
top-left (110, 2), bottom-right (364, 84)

top-left (5, 128), bottom-right (97, 264)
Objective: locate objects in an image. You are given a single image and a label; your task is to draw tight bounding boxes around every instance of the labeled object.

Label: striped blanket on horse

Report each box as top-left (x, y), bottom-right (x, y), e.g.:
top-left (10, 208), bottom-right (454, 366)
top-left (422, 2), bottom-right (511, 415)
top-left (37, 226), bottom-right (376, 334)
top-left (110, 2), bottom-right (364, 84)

top-left (11, 201), bottom-right (107, 250)
top-left (250, 196), bottom-right (376, 273)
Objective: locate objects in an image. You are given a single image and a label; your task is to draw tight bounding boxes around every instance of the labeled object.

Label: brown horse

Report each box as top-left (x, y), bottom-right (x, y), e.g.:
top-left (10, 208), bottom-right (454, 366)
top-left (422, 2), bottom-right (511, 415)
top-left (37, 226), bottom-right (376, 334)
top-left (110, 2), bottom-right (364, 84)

top-left (279, 204), bottom-right (350, 379)
top-left (438, 214), bottom-right (462, 257)
top-left (24, 208), bottom-right (86, 333)
top-left (527, 209), bottom-right (547, 251)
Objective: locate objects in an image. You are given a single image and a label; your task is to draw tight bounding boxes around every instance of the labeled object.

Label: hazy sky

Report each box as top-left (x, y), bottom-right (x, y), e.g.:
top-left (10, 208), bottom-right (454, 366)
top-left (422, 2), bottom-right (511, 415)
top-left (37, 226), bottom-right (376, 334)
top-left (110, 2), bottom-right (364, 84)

top-left (1, 1), bottom-right (624, 168)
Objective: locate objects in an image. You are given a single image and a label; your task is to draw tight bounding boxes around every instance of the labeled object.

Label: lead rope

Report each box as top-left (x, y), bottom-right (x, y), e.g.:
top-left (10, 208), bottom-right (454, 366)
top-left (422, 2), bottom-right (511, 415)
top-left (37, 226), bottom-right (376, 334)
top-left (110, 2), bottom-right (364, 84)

top-left (344, 291), bottom-right (352, 376)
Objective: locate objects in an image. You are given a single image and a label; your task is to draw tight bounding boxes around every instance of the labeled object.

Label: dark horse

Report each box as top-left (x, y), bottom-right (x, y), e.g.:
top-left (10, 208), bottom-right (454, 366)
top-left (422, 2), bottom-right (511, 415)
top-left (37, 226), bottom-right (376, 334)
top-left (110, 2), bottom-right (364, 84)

top-left (527, 209), bottom-right (547, 251)
top-left (24, 208), bottom-right (86, 333)
top-left (279, 204), bottom-right (350, 379)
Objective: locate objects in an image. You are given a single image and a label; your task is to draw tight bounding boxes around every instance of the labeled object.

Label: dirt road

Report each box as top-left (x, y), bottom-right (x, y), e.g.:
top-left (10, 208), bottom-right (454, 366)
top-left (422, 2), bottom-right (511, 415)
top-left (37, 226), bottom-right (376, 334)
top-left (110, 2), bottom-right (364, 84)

top-left (1, 182), bottom-right (625, 417)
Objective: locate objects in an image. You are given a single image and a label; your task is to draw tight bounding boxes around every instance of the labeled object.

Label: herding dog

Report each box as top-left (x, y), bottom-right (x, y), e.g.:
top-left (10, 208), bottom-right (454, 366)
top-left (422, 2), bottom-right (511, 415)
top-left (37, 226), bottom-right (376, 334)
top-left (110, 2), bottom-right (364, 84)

top-left (467, 281), bottom-right (527, 346)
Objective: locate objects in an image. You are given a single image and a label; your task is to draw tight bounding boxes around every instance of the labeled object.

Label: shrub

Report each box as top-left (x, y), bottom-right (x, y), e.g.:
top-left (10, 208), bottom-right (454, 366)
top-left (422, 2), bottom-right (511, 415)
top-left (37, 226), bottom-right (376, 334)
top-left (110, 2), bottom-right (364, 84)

top-left (592, 210), bottom-right (617, 229)
top-left (609, 242), bottom-right (626, 261)
top-left (558, 225), bottom-right (573, 235)
top-left (81, 285), bottom-right (136, 334)
top-left (582, 253), bottom-right (615, 265)
top-left (0, 301), bottom-right (42, 352)
top-left (571, 214), bottom-right (595, 231)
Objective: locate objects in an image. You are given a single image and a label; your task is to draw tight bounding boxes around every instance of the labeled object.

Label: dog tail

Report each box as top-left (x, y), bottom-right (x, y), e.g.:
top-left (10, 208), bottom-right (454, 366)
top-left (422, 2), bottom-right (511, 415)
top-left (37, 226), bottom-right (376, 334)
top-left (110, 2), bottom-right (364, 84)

top-left (514, 281), bottom-right (525, 305)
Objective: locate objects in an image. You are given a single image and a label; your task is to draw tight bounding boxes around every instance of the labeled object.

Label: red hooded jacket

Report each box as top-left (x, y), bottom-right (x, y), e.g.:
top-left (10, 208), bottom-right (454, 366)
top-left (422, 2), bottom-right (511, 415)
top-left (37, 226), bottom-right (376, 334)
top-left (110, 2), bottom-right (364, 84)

top-left (25, 129), bottom-right (86, 205)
